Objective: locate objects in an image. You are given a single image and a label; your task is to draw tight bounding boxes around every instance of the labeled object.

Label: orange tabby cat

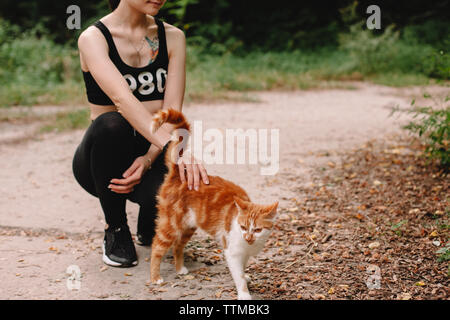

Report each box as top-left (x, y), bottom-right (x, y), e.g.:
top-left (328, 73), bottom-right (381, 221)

top-left (149, 109), bottom-right (278, 300)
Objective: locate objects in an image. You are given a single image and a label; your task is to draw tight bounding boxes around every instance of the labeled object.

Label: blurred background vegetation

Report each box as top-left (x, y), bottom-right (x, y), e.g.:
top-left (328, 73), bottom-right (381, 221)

top-left (0, 0), bottom-right (449, 106)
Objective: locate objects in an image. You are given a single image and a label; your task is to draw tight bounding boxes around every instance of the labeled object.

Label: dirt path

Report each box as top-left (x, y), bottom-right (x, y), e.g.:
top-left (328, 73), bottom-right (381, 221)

top-left (0, 83), bottom-right (447, 299)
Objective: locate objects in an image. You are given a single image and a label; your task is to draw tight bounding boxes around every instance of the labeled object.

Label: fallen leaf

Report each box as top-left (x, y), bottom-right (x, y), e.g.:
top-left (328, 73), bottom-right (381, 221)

top-left (429, 231), bottom-right (439, 238)
top-left (328, 287), bottom-right (335, 295)
top-left (397, 292), bottom-right (412, 300)
top-left (415, 281), bottom-right (426, 287)
top-left (184, 275), bottom-right (195, 280)
top-left (368, 241), bottom-right (380, 249)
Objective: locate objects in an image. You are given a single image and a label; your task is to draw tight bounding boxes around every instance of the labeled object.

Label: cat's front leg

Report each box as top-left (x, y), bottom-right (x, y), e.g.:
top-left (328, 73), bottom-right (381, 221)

top-left (224, 250), bottom-right (252, 300)
top-left (244, 256), bottom-right (251, 283)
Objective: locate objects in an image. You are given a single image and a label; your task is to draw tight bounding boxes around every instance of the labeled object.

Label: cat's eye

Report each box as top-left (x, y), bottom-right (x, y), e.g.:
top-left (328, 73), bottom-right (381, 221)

top-left (253, 228), bottom-right (262, 233)
top-left (240, 226), bottom-right (247, 231)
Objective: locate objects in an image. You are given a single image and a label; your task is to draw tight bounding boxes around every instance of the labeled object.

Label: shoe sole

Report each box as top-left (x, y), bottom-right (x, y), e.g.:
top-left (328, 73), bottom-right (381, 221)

top-left (102, 242), bottom-right (138, 268)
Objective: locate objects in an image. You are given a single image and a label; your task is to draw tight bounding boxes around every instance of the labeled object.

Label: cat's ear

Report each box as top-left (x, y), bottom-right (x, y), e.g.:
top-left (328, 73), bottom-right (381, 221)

top-left (264, 201), bottom-right (279, 220)
top-left (234, 196), bottom-right (249, 215)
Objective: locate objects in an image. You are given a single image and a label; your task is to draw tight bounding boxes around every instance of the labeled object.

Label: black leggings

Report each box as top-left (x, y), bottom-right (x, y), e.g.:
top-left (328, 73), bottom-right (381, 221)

top-left (72, 111), bottom-right (168, 237)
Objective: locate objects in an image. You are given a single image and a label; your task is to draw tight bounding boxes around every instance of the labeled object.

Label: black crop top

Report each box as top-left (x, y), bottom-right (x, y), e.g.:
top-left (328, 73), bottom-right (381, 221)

top-left (82, 18), bottom-right (168, 105)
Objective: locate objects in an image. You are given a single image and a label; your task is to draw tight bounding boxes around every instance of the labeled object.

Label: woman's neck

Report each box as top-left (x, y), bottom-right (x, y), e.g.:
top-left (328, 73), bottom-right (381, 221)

top-left (111, 1), bottom-right (150, 31)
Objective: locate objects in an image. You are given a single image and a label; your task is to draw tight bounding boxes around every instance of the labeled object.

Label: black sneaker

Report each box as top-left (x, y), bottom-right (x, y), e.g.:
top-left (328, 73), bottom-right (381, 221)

top-left (102, 225), bottom-right (138, 267)
top-left (136, 232), bottom-right (153, 247)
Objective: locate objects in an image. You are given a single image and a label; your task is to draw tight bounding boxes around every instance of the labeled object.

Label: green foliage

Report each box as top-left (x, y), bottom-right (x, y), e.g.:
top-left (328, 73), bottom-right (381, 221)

top-left (0, 18), bottom-right (82, 106)
top-left (436, 242), bottom-right (450, 262)
top-left (162, 0), bottom-right (199, 22)
top-left (390, 219), bottom-right (408, 236)
top-left (422, 50), bottom-right (450, 80)
top-left (393, 95), bottom-right (450, 170)
top-left (339, 22), bottom-right (450, 80)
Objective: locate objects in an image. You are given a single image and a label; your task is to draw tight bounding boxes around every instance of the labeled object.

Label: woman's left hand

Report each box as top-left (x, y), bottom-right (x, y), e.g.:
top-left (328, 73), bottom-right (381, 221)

top-left (108, 155), bottom-right (151, 194)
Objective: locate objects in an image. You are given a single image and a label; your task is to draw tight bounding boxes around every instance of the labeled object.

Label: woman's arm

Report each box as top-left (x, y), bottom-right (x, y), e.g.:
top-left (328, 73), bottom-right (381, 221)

top-left (142, 25), bottom-right (208, 190)
top-left (78, 26), bottom-right (172, 149)
top-left (143, 25), bottom-right (187, 165)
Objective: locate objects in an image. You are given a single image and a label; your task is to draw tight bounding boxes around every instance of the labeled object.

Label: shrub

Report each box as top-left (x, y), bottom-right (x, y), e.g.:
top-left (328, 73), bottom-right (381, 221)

top-left (339, 23), bottom-right (449, 79)
top-left (0, 18), bottom-right (81, 106)
top-left (393, 95), bottom-right (449, 170)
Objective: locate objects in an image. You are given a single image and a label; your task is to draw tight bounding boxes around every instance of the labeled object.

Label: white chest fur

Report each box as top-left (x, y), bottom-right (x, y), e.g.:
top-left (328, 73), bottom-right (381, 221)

top-left (222, 217), bottom-right (269, 257)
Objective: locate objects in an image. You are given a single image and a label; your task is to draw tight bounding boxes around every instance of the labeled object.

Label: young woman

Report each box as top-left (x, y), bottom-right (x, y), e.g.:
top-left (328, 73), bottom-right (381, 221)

top-left (72, 0), bottom-right (209, 267)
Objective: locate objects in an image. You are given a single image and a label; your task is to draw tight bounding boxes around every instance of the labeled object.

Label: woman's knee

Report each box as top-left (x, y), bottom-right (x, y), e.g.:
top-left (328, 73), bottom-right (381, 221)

top-left (91, 111), bottom-right (133, 140)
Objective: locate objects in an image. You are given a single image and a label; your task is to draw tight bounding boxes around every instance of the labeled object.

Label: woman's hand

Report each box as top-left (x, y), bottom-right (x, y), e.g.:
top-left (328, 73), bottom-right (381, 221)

top-left (177, 151), bottom-right (209, 191)
top-left (108, 155), bottom-right (151, 194)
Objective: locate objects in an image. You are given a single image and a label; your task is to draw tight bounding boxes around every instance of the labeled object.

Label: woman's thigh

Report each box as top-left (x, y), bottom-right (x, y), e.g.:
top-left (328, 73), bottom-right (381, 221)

top-left (72, 121), bottom-right (98, 197)
top-left (72, 111), bottom-right (135, 197)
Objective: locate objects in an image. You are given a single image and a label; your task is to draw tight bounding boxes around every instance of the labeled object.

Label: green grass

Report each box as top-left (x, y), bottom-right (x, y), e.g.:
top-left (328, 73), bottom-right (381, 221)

top-left (39, 108), bottom-right (90, 133)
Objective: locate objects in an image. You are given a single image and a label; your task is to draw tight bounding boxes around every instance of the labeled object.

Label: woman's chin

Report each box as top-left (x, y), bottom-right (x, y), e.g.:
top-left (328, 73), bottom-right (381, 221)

top-left (142, 8), bottom-right (159, 16)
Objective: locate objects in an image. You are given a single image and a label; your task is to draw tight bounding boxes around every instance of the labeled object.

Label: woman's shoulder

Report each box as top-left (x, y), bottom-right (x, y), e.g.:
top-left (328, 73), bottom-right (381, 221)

top-left (78, 25), bottom-right (108, 55)
top-left (78, 14), bottom-right (114, 48)
top-left (159, 20), bottom-right (185, 57)
top-left (159, 19), bottom-right (185, 42)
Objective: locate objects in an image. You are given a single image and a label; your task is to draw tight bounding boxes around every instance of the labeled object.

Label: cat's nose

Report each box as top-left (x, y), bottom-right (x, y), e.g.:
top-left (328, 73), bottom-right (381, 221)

top-left (245, 235), bottom-right (255, 244)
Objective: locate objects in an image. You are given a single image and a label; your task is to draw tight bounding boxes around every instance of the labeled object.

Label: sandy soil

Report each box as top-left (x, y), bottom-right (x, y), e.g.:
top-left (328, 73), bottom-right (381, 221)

top-left (0, 82), bottom-right (447, 300)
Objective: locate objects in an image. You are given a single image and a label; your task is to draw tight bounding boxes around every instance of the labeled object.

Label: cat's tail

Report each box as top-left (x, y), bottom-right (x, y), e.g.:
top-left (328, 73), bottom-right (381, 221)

top-left (150, 108), bottom-right (191, 178)
top-left (150, 108), bottom-right (191, 133)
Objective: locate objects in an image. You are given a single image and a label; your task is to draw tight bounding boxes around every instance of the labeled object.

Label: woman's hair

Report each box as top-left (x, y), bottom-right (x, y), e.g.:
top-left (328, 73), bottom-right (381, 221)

top-left (108, 0), bottom-right (120, 11)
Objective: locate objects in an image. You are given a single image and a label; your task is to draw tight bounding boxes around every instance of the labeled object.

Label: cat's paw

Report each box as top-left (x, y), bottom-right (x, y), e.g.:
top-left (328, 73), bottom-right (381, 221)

top-left (151, 277), bottom-right (164, 285)
top-left (244, 274), bottom-right (251, 283)
top-left (177, 266), bottom-right (189, 275)
top-left (237, 292), bottom-right (252, 300)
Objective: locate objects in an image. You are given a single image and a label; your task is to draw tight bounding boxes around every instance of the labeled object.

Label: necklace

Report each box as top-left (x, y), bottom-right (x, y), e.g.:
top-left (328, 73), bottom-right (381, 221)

top-left (127, 34), bottom-right (148, 66)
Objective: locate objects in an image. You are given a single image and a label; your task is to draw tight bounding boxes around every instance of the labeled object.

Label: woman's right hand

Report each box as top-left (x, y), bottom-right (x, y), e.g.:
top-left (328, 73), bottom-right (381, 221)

top-left (177, 151), bottom-right (209, 190)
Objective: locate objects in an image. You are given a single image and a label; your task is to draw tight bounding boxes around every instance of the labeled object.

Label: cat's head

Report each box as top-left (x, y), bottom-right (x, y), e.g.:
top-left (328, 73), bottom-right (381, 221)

top-left (234, 196), bottom-right (278, 245)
